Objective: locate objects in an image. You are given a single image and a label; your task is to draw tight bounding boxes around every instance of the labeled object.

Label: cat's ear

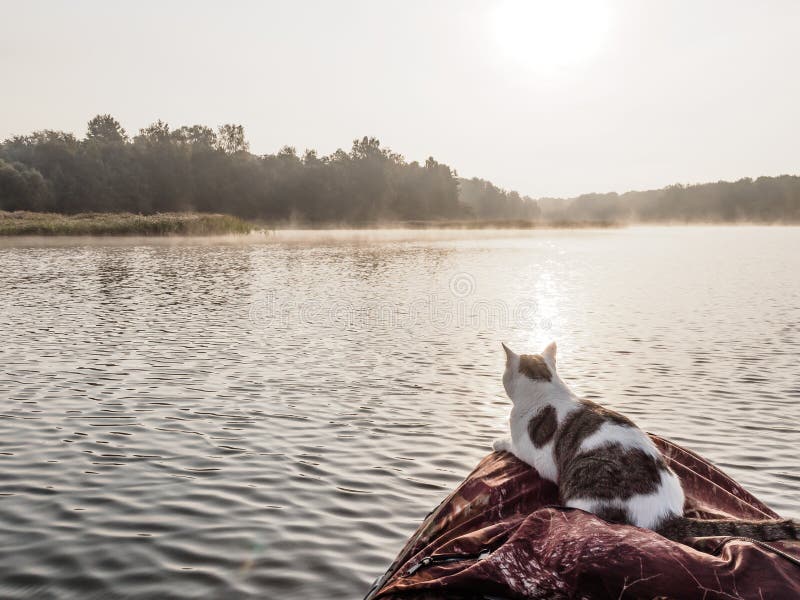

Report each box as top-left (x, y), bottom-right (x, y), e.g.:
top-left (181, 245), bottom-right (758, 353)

top-left (542, 341), bottom-right (557, 367)
top-left (501, 342), bottom-right (517, 364)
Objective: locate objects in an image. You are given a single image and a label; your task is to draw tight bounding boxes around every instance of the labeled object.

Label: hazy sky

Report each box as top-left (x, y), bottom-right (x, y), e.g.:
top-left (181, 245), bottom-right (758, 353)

top-left (2, 0), bottom-right (799, 197)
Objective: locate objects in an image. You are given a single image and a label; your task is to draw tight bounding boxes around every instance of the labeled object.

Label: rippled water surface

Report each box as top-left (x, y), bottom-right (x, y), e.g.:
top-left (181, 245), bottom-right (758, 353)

top-left (1, 227), bottom-right (799, 599)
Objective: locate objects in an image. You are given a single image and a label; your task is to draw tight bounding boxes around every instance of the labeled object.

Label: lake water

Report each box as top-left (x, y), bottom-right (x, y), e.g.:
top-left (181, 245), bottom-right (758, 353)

top-left (1, 227), bottom-right (799, 599)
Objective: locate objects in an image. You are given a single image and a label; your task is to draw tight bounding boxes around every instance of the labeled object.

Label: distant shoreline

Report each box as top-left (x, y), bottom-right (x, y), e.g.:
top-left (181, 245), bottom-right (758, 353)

top-left (277, 219), bottom-right (624, 231)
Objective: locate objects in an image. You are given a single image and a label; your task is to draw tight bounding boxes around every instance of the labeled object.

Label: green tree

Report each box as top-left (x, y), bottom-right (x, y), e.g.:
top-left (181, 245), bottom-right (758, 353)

top-left (172, 125), bottom-right (217, 147)
top-left (136, 120), bottom-right (171, 144)
top-left (0, 159), bottom-right (50, 211)
top-left (216, 124), bottom-right (249, 154)
top-left (86, 114), bottom-right (127, 143)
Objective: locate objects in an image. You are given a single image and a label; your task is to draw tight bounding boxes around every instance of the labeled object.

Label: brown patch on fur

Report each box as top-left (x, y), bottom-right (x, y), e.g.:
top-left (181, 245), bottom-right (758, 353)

top-left (559, 444), bottom-right (664, 502)
top-left (657, 516), bottom-right (800, 542)
top-left (528, 405), bottom-right (557, 448)
top-left (518, 354), bottom-right (552, 381)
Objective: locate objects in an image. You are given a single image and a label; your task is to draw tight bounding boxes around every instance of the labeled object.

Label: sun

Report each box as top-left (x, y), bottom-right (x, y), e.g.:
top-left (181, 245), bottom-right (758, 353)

top-left (491, 0), bottom-right (612, 76)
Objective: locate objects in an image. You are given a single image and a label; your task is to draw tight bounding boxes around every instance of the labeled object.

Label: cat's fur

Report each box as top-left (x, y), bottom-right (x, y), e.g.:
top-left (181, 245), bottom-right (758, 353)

top-left (494, 342), bottom-right (799, 543)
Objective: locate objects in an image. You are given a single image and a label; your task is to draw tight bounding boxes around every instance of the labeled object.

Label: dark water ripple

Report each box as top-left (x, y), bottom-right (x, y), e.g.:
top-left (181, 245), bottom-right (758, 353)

top-left (0, 227), bottom-right (799, 599)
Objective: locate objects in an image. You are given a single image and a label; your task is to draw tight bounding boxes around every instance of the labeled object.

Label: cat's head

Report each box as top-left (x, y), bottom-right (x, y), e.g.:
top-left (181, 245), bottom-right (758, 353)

top-left (501, 341), bottom-right (558, 401)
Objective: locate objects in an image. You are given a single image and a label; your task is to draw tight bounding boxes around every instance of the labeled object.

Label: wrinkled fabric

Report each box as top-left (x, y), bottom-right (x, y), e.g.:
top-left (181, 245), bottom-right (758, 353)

top-left (366, 435), bottom-right (800, 599)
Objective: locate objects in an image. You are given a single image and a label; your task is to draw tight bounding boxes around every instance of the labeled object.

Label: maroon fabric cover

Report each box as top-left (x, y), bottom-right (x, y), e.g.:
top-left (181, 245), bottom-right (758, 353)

top-left (367, 435), bottom-right (800, 599)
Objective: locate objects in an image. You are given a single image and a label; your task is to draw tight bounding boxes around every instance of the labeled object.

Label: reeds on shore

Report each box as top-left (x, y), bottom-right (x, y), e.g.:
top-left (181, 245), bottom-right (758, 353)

top-left (0, 211), bottom-right (253, 236)
top-left (0, 210), bottom-right (625, 236)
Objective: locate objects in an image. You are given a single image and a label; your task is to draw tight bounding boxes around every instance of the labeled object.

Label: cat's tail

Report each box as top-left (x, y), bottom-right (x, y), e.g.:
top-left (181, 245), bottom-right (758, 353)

top-left (657, 516), bottom-right (799, 543)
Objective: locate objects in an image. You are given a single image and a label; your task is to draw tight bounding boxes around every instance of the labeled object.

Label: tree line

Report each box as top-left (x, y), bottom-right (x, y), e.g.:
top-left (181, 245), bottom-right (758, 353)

top-left (2, 115), bottom-right (799, 223)
top-left (0, 115), bottom-right (538, 223)
top-left (539, 177), bottom-right (800, 223)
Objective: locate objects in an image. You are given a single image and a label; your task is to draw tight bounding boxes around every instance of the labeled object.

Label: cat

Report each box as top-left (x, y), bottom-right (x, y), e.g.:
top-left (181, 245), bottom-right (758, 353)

top-left (493, 341), bottom-right (799, 542)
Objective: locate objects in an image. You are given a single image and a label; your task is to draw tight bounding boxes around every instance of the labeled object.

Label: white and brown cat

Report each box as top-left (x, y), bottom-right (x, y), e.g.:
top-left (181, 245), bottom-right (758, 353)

top-left (494, 342), bottom-right (799, 542)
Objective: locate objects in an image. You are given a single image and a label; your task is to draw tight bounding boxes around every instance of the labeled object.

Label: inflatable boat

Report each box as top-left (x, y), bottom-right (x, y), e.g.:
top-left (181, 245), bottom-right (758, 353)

top-left (365, 435), bottom-right (800, 599)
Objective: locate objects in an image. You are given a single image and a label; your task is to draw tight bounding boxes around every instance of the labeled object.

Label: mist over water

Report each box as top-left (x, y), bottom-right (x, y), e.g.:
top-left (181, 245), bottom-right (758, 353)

top-left (1, 227), bottom-right (798, 599)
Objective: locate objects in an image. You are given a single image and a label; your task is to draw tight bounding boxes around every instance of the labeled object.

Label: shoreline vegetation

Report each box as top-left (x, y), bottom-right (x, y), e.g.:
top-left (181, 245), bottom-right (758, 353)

top-left (0, 211), bottom-right (252, 236)
top-left (0, 211), bottom-right (624, 236)
top-left (3, 115), bottom-right (800, 231)
top-left (4, 210), bottom-right (799, 237)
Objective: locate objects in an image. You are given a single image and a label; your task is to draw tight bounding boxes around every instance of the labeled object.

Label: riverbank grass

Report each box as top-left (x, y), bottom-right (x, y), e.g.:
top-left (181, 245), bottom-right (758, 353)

top-left (0, 211), bottom-right (253, 236)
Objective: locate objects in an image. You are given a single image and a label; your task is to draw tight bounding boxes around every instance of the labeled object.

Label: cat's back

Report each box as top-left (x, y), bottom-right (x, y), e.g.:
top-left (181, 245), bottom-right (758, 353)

top-left (554, 399), bottom-right (684, 528)
top-left (554, 398), bottom-right (656, 466)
